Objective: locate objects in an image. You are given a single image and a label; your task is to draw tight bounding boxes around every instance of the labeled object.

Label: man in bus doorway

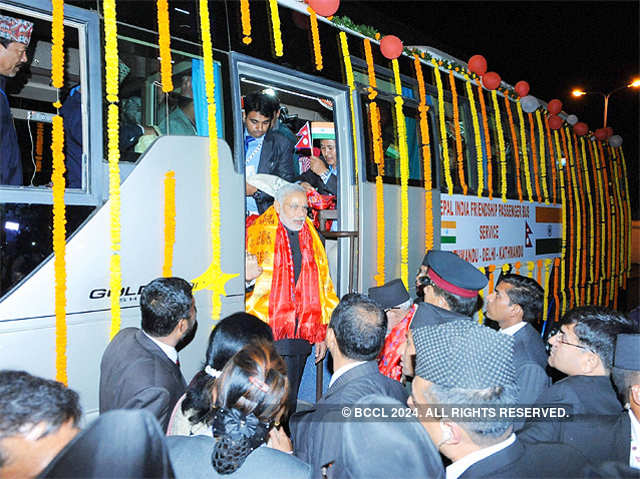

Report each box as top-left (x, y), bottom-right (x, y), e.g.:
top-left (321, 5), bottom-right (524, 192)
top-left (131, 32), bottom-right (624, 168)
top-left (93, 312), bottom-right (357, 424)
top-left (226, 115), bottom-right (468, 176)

top-left (0, 14), bottom-right (33, 185)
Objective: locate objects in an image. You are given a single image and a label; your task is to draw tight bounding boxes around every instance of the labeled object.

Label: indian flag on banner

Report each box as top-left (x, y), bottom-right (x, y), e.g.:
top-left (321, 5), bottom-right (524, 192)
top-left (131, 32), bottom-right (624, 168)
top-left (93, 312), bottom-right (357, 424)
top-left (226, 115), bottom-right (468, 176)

top-left (311, 121), bottom-right (335, 140)
top-left (534, 206), bottom-right (562, 255)
top-left (441, 220), bottom-right (456, 244)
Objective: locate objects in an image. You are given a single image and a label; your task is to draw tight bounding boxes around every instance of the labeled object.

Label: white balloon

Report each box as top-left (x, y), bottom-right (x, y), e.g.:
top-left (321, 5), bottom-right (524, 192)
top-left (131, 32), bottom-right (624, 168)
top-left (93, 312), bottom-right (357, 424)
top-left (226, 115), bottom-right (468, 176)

top-left (520, 95), bottom-right (539, 113)
top-left (566, 114), bottom-right (578, 125)
top-left (608, 135), bottom-right (623, 148)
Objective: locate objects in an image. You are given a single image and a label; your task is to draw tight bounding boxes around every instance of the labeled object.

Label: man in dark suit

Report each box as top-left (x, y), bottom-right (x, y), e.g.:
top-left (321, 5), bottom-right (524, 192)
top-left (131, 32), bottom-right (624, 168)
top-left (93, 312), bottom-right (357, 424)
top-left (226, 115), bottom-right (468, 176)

top-left (485, 273), bottom-right (549, 428)
top-left (290, 293), bottom-right (407, 478)
top-left (99, 277), bottom-right (196, 430)
top-left (519, 306), bottom-right (633, 460)
top-left (410, 320), bottom-right (588, 478)
top-left (243, 92), bottom-right (295, 215)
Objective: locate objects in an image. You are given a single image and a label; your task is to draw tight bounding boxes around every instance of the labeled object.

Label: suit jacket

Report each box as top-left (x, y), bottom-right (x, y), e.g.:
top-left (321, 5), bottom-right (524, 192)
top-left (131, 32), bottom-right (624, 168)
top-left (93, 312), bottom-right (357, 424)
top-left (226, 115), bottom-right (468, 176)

top-left (511, 323), bottom-right (550, 430)
top-left (253, 129), bottom-right (295, 214)
top-left (167, 435), bottom-right (311, 479)
top-left (99, 328), bottom-right (187, 431)
top-left (459, 437), bottom-right (588, 478)
top-left (519, 375), bottom-right (624, 459)
top-left (290, 361), bottom-right (408, 478)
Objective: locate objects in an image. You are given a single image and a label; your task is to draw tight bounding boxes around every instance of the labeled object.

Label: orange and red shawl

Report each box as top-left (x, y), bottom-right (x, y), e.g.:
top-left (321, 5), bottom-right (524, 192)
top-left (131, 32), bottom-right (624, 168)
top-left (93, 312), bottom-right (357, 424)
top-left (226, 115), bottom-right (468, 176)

top-left (246, 205), bottom-right (338, 343)
top-left (378, 304), bottom-right (417, 381)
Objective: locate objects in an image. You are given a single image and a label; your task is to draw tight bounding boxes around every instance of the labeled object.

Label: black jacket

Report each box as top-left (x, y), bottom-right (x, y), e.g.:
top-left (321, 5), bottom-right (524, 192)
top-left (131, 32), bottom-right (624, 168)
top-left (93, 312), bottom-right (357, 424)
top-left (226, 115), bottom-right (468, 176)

top-left (252, 129), bottom-right (295, 214)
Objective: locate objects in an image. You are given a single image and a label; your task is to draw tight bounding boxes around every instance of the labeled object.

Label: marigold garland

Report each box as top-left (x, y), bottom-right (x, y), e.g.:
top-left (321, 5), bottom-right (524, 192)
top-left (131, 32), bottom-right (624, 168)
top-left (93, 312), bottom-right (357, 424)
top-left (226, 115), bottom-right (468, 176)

top-left (431, 60), bottom-right (453, 194)
top-left (553, 130), bottom-right (563, 205)
top-left (365, 39), bottom-right (378, 99)
top-left (611, 146), bottom-right (626, 289)
top-left (592, 140), bottom-right (606, 304)
top-left (536, 259), bottom-right (543, 286)
top-left (596, 141), bottom-right (612, 305)
top-left (308, 7), bottom-right (323, 70)
top-left (543, 114), bottom-right (557, 204)
top-left (527, 261), bottom-right (535, 280)
top-left (586, 139), bottom-right (600, 299)
top-left (580, 138), bottom-right (595, 304)
top-left (392, 59), bottom-right (410, 288)
top-left (490, 90), bottom-right (507, 202)
top-left (487, 264), bottom-right (496, 295)
top-left (415, 56), bottom-right (434, 251)
top-left (552, 257), bottom-right (560, 322)
top-left (35, 122), bottom-right (44, 172)
top-left (477, 266), bottom-right (485, 324)
top-left (448, 71), bottom-right (467, 195)
top-left (535, 110), bottom-right (549, 204)
top-left (573, 134), bottom-right (588, 304)
top-left (542, 258), bottom-right (552, 326)
top-left (559, 127), bottom-right (574, 308)
top-left (619, 148), bottom-right (631, 285)
top-left (51, 0), bottom-right (65, 89)
top-left (240, 0), bottom-right (252, 44)
top-left (477, 83), bottom-right (493, 199)
top-left (504, 96), bottom-right (522, 202)
top-left (162, 171), bottom-right (176, 277)
top-left (609, 146), bottom-right (623, 308)
top-left (339, 32), bottom-right (360, 186)
top-left (267, 0), bottom-right (283, 56)
top-left (514, 261), bottom-right (521, 274)
top-left (516, 101), bottom-right (533, 202)
top-left (462, 77), bottom-right (483, 197)
top-left (566, 128), bottom-right (582, 307)
top-left (558, 161), bottom-right (568, 314)
top-left (156, 0), bottom-right (173, 92)
top-left (528, 113), bottom-right (541, 203)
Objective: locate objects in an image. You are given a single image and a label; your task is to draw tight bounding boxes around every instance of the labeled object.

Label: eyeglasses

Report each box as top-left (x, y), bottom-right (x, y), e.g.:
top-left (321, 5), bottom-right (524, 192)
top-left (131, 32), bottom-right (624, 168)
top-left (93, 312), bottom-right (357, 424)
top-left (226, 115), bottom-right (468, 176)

top-left (548, 328), bottom-right (592, 353)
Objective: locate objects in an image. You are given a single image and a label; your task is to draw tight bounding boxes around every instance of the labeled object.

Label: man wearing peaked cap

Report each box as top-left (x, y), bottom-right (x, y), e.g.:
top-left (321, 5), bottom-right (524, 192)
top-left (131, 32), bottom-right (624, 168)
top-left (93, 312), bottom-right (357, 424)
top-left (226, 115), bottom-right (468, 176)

top-left (409, 320), bottom-right (588, 478)
top-left (0, 14), bottom-right (33, 185)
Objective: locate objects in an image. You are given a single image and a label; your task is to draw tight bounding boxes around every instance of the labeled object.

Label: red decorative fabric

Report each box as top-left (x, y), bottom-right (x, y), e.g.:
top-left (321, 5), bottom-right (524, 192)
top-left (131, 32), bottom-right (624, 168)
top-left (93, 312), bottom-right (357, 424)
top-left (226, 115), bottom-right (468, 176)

top-left (306, 190), bottom-right (336, 231)
top-left (378, 304), bottom-right (416, 381)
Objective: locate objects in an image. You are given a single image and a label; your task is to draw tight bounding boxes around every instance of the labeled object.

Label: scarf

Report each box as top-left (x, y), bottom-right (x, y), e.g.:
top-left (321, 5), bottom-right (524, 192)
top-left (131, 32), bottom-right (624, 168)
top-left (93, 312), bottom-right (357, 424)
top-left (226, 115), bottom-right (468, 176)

top-left (246, 206), bottom-right (338, 343)
top-left (378, 304), bottom-right (417, 381)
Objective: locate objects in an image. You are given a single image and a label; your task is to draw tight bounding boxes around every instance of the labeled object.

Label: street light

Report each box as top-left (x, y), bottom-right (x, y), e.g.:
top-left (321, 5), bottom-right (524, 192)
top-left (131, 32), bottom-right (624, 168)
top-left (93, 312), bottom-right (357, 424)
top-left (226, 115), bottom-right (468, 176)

top-left (571, 78), bottom-right (640, 128)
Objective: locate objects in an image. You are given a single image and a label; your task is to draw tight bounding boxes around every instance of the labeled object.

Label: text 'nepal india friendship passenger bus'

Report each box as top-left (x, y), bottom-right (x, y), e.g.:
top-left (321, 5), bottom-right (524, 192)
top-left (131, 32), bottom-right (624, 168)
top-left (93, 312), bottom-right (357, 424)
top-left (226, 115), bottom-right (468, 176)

top-left (0, 0), bottom-right (632, 419)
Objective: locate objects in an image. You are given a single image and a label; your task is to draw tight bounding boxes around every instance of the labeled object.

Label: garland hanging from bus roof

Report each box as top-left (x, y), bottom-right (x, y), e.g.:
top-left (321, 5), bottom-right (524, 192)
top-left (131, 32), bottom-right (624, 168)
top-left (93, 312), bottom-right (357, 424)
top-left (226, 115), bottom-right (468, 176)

top-left (464, 75), bottom-right (484, 198)
top-left (573, 133), bottom-right (588, 305)
top-left (476, 82), bottom-right (492, 199)
top-left (612, 146), bottom-right (627, 291)
top-left (516, 101), bottom-right (533, 202)
top-left (391, 59), bottom-right (410, 288)
top-left (543, 113), bottom-right (557, 204)
top-left (610, 148), bottom-right (623, 308)
top-left (527, 261), bottom-right (535, 280)
top-left (535, 110), bottom-right (549, 204)
top-left (580, 137), bottom-right (595, 304)
top-left (503, 96), bottom-right (522, 202)
top-left (619, 147), bottom-right (631, 286)
top-left (448, 70), bottom-right (467, 195)
top-left (591, 139), bottom-right (604, 303)
top-left (552, 257), bottom-right (560, 322)
top-left (477, 266), bottom-right (485, 324)
top-left (542, 258), bottom-right (552, 328)
top-left (489, 90), bottom-right (507, 202)
top-left (596, 140), bottom-right (612, 305)
top-left (414, 55), bottom-right (434, 251)
top-left (558, 161), bottom-right (567, 314)
top-left (559, 127), bottom-right (575, 308)
top-left (156, 0), bottom-right (173, 92)
top-left (103, 0), bottom-right (122, 338)
top-left (431, 60), bottom-right (453, 195)
top-left (536, 259), bottom-right (543, 288)
top-left (308, 7), bottom-right (323, 70)
top-left (240, 0), bottom-right (252, 44)
top-left (586, 139), bottom-right (599, 302)
top-left (364, 38), bottom-right (385, 285)
top-left (339, 32), bottom-right (360, 187)
top-left (528, 113), bottom-right (541, 203)
top-left (268, 0), bottom-right (283, 56)
top-left (162, 171), bottom-right (176, 277)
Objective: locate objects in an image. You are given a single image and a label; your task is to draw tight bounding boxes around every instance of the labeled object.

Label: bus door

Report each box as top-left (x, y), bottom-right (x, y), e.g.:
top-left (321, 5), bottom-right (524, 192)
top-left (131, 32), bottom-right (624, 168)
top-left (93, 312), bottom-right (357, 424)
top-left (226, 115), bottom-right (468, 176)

top-left (231, 53), bottom-right (357, 298)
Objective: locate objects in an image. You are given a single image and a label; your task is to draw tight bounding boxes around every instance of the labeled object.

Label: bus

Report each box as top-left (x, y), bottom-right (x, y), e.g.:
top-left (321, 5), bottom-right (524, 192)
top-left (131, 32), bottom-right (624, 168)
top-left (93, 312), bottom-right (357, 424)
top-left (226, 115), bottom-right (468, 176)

top-left (0, 0), bottom-right (631, 419)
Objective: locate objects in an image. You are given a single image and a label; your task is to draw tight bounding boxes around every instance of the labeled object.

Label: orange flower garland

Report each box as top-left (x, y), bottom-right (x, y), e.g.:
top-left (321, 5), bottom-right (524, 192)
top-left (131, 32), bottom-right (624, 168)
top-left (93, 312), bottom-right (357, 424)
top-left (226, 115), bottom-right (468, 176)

top-left (528, 113), bottom-right (541, 203)
top-left (559, 127), bottom-right (574, 308)
top-left (240, 0), bottom-right (252, 45)
top-left (565, 128), bottom-right (581, 307)
top-left (535, 110), bottom-right (549, 204)
top-left (477, 266), bottom-right (485, 324)
top-left (516, 101), bottom-right (533, 202)
top-left (504, 96), bottom-right (522, 202)
top-left (587, 139), bottom-right (601, 300)
top-left (542, 258), bottom-right (552, 325)
top-left (552, 257), bottom-right (560, 322)
top-left (415, 55), bottom-right (434, 251)
top-left (580, 138), bottom-right (595, 304)
top-left (490, 90), bottom-right (507, 202)
top-left (432, 60), bottom-right (453, 194)
top-left (619, 148), bottom-right (631, 286)
top-left (573, 134), bottom-right (588, 304)
top-left (465, 76), bottom-right (484, 197)
top-left (448, 71), bottom-right (467, 195)
top-left (156, 0), bottom-right (173, 92)
top-left (543, 113), bottom-right (557, 204)
top-left (339, 32), bottom-right (359, 183)
top-left (308, 7), bottom-right (323, 71)
top-left (596, 141), bottom-right (612, 304)
top-left (267, 0), bottom-right (283, 56)
top-left (514, 261), bottom-right (522, 274)
top-left (592, 141), bottom-right (605, 303)
top-left (558, 161), bottom-right (568, 314)
top-left (487, 264), bottom-right (496, 295)
top-left (162, 171), bottom-right (176, 277)
top-left (536, 259), bottom-right (543, 286)
top-left (477, 83), bottom-right (492, 199)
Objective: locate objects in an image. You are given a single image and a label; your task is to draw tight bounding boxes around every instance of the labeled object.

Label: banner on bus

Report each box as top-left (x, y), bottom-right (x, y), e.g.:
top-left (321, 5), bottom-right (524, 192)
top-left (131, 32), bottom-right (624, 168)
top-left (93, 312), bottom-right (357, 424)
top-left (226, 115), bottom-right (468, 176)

top-left (439, 194), bottom-right (562, 268)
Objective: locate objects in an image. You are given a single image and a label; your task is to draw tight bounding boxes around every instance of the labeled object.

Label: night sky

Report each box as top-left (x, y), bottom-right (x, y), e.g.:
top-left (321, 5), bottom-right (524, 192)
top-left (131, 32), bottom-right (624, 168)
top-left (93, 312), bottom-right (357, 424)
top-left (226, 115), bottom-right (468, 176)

top-left (337, 1), bottom-right (639, 217)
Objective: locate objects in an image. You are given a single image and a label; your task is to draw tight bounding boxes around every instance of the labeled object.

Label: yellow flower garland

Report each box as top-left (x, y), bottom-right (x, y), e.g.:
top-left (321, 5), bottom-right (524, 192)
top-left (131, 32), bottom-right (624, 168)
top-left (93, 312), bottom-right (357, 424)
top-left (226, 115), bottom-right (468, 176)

top-left (415, 55), bottom-right (434, 251)
top-left (268, 0), bottom-right (283, 57)
top-left (573, 134), bottom-right (587, 305)
top-left (566, 130), bottom-right (581, 306)
top-left (504, 96), bottom-right (523, 202)
top-left (544, 114), bottom-right (557, 204)
top-left (162, 171), bottom-right (176, 277)
top-left (464, 76), bottom-right (484, 197)
top-left (490, 90), bottom-right (507, 202)
top-left (542, 258), bottom-right (552, 324)
top-left (553, 130), bottom-right (563, 204)
top-left (535, 110), bottom-right (549, 204)
top-left (610, 147), bottom-right (624, 305)
top-left (619, 148), bottom-right (631, 284)
top-left (477, 266), bottom-right (485, 325)
top-left (536, 259), bottom-right (543, 287)
top-left (431, 60), bottom-right (453, 194)
top-left (156, 0), bottom-right (173, 92)
top-left (365, 39), bottom-right (378, 100)
top-left (611, 146), bottom-right (626, 289)
top-left (586, 139), bottom-right (600, 301)
top-left (449, 70), bottom-right (467, 195)
top-left (592, 141), bottom-right (606, 304)
top-left (527, 261), bottom-right (535, 280)
top-left (339, 32), bottom-right (359, 183)
top-left (240, 0), bottom-right (252, 44)
top-left (516, 101), bottom-right (533, 202)
top-left (392, 59), bottom-right (410, 289)
top-left (308, 7), bottom-right (323, 71)
top-left (528, 113), bottom-right (541, 203)
top-left (580, 138), bottom-right (595, 304)
top-left (51, 0), bottom-right (65, 90)
top-left (596, 141), bottom-right (612, 305)
top-left (558, 162), bottom-right (567, 314)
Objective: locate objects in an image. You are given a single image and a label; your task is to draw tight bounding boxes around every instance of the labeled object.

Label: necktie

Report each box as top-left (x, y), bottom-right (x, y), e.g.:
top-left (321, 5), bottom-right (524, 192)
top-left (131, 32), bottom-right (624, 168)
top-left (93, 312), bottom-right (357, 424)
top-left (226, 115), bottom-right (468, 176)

top-left (175, 357), bottom-right (180, 367)
top-left (244, 135), bottom-right (255, 152)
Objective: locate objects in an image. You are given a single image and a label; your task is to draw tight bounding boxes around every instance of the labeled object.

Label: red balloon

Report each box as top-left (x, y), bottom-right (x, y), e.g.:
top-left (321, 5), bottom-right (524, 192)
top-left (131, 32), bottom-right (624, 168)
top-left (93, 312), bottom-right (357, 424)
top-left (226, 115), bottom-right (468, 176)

top-left (594, 128), bottom-right (607, 141)
top-left (468, 55), bottom-right (487, 75)
top-left (547, 99), bottom-right (563, 115)
top-left (380, 35), bottom-right (403, 60)
top-left (573, 122), bottom-right (589, 136)
top-left (308, 0), bottom-right (340, 17)
top-left (482, 72), bottom-right (501, 90)
top-left (514, 81), bottom-right (530, 98)
top-left (604, 127), bottom-right (614, 138)
top-left (548, 115), bottom-right (563, 130)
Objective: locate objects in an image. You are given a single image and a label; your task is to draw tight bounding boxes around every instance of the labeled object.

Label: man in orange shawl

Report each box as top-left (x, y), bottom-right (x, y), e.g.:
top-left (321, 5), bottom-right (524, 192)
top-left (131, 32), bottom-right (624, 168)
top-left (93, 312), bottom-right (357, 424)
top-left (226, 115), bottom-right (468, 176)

top-left (246, 183), bottom-right (339, 411)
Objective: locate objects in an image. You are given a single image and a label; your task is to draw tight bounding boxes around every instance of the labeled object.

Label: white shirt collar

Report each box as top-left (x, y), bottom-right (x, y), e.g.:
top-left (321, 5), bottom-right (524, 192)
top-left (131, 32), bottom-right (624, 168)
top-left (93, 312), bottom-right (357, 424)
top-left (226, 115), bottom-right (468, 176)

top-left (143, 330), bottom-right (178, 364)
top-left (328, 361), bottom-right (366, 388)
top-left (499, 321), bottom-right (527, 336)
top-left (629, 409), bottom-right (640, 469)
top-left (446, 433), bottom-right (516, 479)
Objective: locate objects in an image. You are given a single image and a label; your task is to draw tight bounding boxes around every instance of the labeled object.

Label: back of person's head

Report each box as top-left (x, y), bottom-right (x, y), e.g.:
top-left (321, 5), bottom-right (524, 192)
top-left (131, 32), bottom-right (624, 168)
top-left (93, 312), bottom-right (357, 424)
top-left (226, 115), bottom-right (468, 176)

top-left (329, 293), bottom-right (387, 360)
top-left (182, 312), bottom-right (274, 422)
top-left (209, 340), bottom-right (288, 474)
top-left (498, 274), bottom-right (544, 322)
top-left (0, 370), bottom-right (81, 467)
top-left (611, 333), bottom-right (640, 403)
top-left (140, 277), bottom-right (193, 337)
top-left (419, 274), bottom-right (479, 317)
top-left (562, 306), bottom-right (633, 371)
top-left (243, 92), bottom-right (278, 119)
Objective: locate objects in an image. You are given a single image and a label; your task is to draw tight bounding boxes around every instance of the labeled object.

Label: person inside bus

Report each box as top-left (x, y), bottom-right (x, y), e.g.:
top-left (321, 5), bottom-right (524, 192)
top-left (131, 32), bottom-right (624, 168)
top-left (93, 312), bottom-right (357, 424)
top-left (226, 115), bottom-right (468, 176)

top-left (158, 71), bottom-right (196, 136)
top-left (245, 183), bottom-right (338, 413)
top-left (0, 14), bottom-right (33, 185)
top-left (243, 91), bottom-right (295, 215)
top-left (297, 136), bottom-right (337, 198)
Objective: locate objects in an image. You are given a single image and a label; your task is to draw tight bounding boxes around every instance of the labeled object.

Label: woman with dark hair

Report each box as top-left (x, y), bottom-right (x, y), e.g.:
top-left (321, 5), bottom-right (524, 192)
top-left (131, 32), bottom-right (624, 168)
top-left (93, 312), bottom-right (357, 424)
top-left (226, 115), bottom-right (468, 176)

top-left (167, 340), bottom-right (310, 478)
top-left (167, 312), bottom-right (273, 436)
